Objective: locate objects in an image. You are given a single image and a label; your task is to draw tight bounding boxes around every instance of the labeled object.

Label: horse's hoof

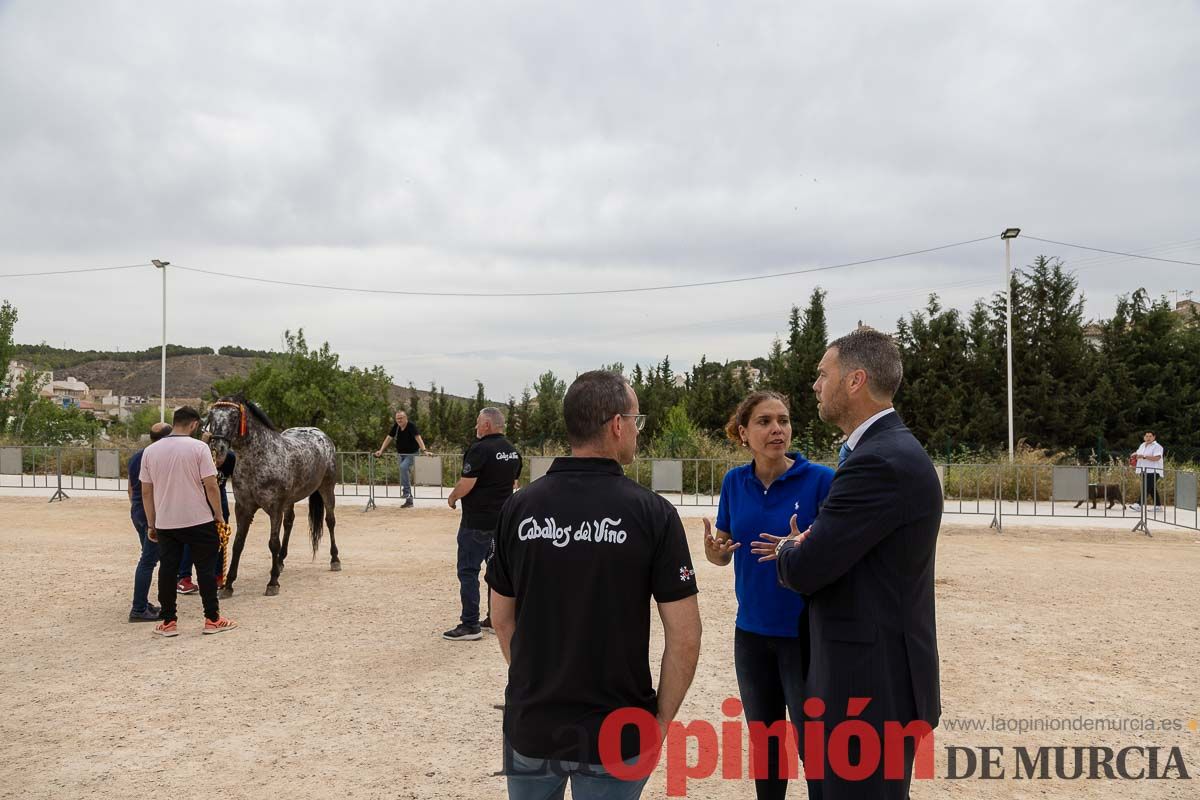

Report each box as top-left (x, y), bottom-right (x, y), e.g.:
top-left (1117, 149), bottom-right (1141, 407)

top-left (330, 561), bottom-right (342, 572)
top-left (219, 587), bottom-right (234, 599)
top-left (265, 585), bottom-right (280, 596)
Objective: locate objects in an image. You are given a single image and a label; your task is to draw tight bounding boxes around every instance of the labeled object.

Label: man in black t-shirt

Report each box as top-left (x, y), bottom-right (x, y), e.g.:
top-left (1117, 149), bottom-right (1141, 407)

top-left (374, 410), bottom-right (429, 508)
top-left (486, 371), bottom-right (701, 798)
top-left (443, 407), bottom-right (522, 641)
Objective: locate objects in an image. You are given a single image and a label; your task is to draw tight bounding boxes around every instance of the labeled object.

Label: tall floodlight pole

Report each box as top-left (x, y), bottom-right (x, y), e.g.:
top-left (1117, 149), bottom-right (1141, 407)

top-left (151, 260), bottom-right (170, 422)
top-left (1000, 229), bottom-right (1020, 462)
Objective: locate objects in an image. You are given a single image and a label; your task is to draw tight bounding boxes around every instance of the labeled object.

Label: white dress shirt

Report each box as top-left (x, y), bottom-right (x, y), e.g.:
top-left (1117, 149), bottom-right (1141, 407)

top-left (1134, 441), bottom-right (1165, 475)
top-left (844, 407), bottom-right (896, 453)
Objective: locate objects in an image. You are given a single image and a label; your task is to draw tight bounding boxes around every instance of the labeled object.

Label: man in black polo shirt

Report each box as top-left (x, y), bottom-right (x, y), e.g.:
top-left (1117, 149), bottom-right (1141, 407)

top-left (374, 410), bottom-right (428, 508)
top-left (443, 406), bottom-right (522, 641)
top-left (486, 370), bottom-right (702, 799)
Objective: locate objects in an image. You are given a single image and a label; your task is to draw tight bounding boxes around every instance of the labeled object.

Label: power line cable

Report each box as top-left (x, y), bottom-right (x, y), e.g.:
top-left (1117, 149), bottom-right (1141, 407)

top-left (0, 262), bottom-right (151, 278)
top-left (1066, 237), bottom-right (1200, 269)
top-left (172, 235), bottom-right (996, 298)
top-left (375, 275), bottom-right (1003, 365)
top-left (1023, 236), bottom-right (1200, 267)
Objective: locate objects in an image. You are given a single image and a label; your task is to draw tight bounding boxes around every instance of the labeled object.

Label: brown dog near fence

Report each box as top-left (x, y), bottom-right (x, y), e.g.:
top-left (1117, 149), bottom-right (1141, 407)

top-left (1074, 483), bottom-right (1126, 510)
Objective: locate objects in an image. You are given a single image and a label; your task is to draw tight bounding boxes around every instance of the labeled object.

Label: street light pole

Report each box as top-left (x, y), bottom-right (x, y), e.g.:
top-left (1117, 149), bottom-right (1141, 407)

top-left (1000, 229), bottom-right (1020, 462)
top-left (151, 259), bottom-right (170, 422)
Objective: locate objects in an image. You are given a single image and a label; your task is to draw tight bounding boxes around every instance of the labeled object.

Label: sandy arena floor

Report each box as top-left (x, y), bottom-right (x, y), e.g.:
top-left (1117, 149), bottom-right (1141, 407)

top-left (1, 495), bottom-right (1198, 799)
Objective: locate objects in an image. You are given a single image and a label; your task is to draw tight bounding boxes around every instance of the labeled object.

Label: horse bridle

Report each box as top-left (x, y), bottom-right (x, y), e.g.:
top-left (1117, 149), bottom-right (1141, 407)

top-left (209, 400), bottom-right (248, 438)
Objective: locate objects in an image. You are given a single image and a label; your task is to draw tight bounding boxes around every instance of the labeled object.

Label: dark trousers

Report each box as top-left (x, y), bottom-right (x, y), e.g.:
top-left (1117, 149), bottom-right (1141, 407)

top-left (131, 515), bottom-right (160, 613)
top-left (457, 525), bottom-right (494, 626)
top-left (1141, 472), bottom-right (1160, 506)
top-left (158, 521), bottom-right (221, 623)
top-left (734, 627), bottom-right (821, 800)
top-left (177, 544), bottom-right (222, 580)
top-left (178, 497), bottom-right (227, 579)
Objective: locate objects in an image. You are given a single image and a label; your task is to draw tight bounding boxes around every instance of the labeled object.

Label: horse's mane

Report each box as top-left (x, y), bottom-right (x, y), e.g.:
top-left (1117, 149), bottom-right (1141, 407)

top-left (223, 394), bottom-right (279, 432)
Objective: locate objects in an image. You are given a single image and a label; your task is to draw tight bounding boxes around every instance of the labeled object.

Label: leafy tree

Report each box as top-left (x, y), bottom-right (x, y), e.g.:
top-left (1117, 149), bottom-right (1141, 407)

top-left (0, 300), bottom-right (50, 438)
top-left (895, 295), bottom-right (970, 452)
top-left (764, 337), bottom-right (786, 392)
top-left (12, 342), bottom-right (213, 370)
top-left (651, 402), bottom-right (705, 458)
top-left (212, 328), bottom-right (392, 451)
top-left (472, 381), bottom-right (487, 419)
top-left (1009, 257), bottom-right (1094, 448)
top-left (528, 371), bottom-right (567, 448)
top-left (0, 300), bottom-right (16, 393)
top-left (511, 387), bottom-right (534, 446)
top-left (406, 383), bottom-right (421, 425)
top-left (20, 400), bottom-right (100, 444)
top-left (778, 288), bottom-right (836, 452)
top-left (217, 345), bottom-right (275, 358)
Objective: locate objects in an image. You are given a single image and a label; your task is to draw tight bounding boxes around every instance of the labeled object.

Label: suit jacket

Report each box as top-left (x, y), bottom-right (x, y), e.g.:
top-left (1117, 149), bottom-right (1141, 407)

top-left (778, 412), bottom-right (942, 735)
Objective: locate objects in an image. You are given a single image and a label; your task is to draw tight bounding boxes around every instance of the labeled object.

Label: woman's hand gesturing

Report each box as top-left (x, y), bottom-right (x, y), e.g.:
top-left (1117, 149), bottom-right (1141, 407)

top-left (703, 517), bottom-right (740, 566)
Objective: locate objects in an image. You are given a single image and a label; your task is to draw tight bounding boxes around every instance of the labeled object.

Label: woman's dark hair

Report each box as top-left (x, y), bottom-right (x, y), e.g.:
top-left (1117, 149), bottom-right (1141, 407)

top-left (724, 390), bottom-right (790, 444)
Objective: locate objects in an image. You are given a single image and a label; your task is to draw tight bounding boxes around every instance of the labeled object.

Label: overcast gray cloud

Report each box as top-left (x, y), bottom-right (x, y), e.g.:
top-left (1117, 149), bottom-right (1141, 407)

top-left (2, 0), bottom-right (1198, 398)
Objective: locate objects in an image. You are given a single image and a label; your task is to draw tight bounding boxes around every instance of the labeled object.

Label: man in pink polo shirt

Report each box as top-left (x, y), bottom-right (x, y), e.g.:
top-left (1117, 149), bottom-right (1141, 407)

top-left (141, 406), bottom-right (237, 637)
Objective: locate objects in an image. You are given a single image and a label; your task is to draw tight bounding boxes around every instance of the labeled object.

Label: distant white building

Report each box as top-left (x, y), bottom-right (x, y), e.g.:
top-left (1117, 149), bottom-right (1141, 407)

top-left (45, 376), bottom-right (89, 401)
top-left (2, 361), bottom-right (52, 397)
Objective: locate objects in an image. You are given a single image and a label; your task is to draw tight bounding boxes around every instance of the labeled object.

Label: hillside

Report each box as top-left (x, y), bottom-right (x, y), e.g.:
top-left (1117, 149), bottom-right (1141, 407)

top-left (34, 351), bottom-right (473, 406)
top-left (64, 354), bottom-right (263, 398)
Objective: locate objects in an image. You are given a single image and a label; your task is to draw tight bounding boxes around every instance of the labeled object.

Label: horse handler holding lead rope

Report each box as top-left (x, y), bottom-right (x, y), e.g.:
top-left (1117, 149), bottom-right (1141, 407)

top-left (141, 406), bottom-right (238, 637)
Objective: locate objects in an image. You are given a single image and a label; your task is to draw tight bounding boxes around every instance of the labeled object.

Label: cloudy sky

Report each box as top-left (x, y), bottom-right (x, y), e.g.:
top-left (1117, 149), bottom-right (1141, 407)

top-left (2, 1), bottom-right (1198, 399)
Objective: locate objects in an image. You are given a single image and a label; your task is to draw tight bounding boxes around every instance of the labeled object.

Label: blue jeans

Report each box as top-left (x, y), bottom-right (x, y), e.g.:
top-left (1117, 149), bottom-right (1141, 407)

top-left (734, 626), bottom-right (821, 800)
top-left (506, 748), bottom-right (651, 800)
top-left (457, 525), bottom-right (494, 625)
top-left (131, 515), bottom-right (160, 613)
top-left (398, 453), bottom-right (416, 498)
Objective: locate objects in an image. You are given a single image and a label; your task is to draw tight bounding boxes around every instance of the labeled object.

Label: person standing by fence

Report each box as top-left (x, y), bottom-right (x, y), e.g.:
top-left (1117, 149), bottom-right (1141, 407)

top-left (704, 390), bottom-right (833, 799)
top-left (1131, 431), bottom-right (1165, 512)
top-left (443, 407), bottom-right (522, 641)
top-left (126, 421), bottom-right (171, 622)
top-left (374, 410), bottom-right (428, 508)
top-left (141, 406), bottom-right (237, 637)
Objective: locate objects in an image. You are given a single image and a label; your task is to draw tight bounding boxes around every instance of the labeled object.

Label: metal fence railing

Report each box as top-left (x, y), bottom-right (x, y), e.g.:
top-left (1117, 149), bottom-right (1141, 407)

top-left (2, 445), bottom-right (1196, 535)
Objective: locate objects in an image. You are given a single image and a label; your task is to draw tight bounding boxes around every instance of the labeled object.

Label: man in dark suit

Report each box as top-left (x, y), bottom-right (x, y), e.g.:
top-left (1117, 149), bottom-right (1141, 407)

top-left (752, 329), bottom-right (941, 799)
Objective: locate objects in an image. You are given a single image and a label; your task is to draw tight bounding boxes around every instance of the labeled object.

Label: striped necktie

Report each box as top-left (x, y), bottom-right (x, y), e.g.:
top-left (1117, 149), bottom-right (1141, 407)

top-left (838, 442), bottom-right (852, 468)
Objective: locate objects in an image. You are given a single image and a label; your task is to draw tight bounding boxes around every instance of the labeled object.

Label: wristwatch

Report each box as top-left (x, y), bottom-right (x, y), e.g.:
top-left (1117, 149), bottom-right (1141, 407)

top-left (775, 537), bottom-right (793, 558)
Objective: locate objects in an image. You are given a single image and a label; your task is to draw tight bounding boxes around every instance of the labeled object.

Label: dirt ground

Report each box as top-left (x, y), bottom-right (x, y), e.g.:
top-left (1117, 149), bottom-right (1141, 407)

top-left (1, 496), bottom-right (1198, 799)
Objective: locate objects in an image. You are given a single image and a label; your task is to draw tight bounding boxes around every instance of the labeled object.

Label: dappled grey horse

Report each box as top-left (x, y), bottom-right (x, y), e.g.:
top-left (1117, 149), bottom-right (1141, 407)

top-left (207, 395), bottom-right (340, 597)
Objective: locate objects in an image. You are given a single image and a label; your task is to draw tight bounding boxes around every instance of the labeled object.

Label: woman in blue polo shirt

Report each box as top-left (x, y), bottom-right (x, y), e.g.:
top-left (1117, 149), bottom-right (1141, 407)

top-left (704, 390), bottom-right (834, 800)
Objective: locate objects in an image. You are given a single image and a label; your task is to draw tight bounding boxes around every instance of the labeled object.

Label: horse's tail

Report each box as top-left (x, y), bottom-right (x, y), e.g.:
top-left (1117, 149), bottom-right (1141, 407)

top-left (308, 489), bottom-right (325, 558)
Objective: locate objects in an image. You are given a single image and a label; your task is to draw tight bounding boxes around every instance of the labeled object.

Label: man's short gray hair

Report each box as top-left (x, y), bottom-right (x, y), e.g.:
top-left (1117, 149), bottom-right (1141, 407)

top-left (827, 329), bottom-right (903, 400)
top-left (480, 406), bottom-right (505, 430)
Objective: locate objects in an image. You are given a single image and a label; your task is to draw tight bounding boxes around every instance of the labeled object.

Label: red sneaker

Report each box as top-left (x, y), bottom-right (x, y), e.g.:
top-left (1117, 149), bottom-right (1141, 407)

top-left (203, 617), bottom-right (238, 635)
top-left (177, 577), bottom-right (199, 595)
top-left (153, 620), bottom-right (178, 637)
